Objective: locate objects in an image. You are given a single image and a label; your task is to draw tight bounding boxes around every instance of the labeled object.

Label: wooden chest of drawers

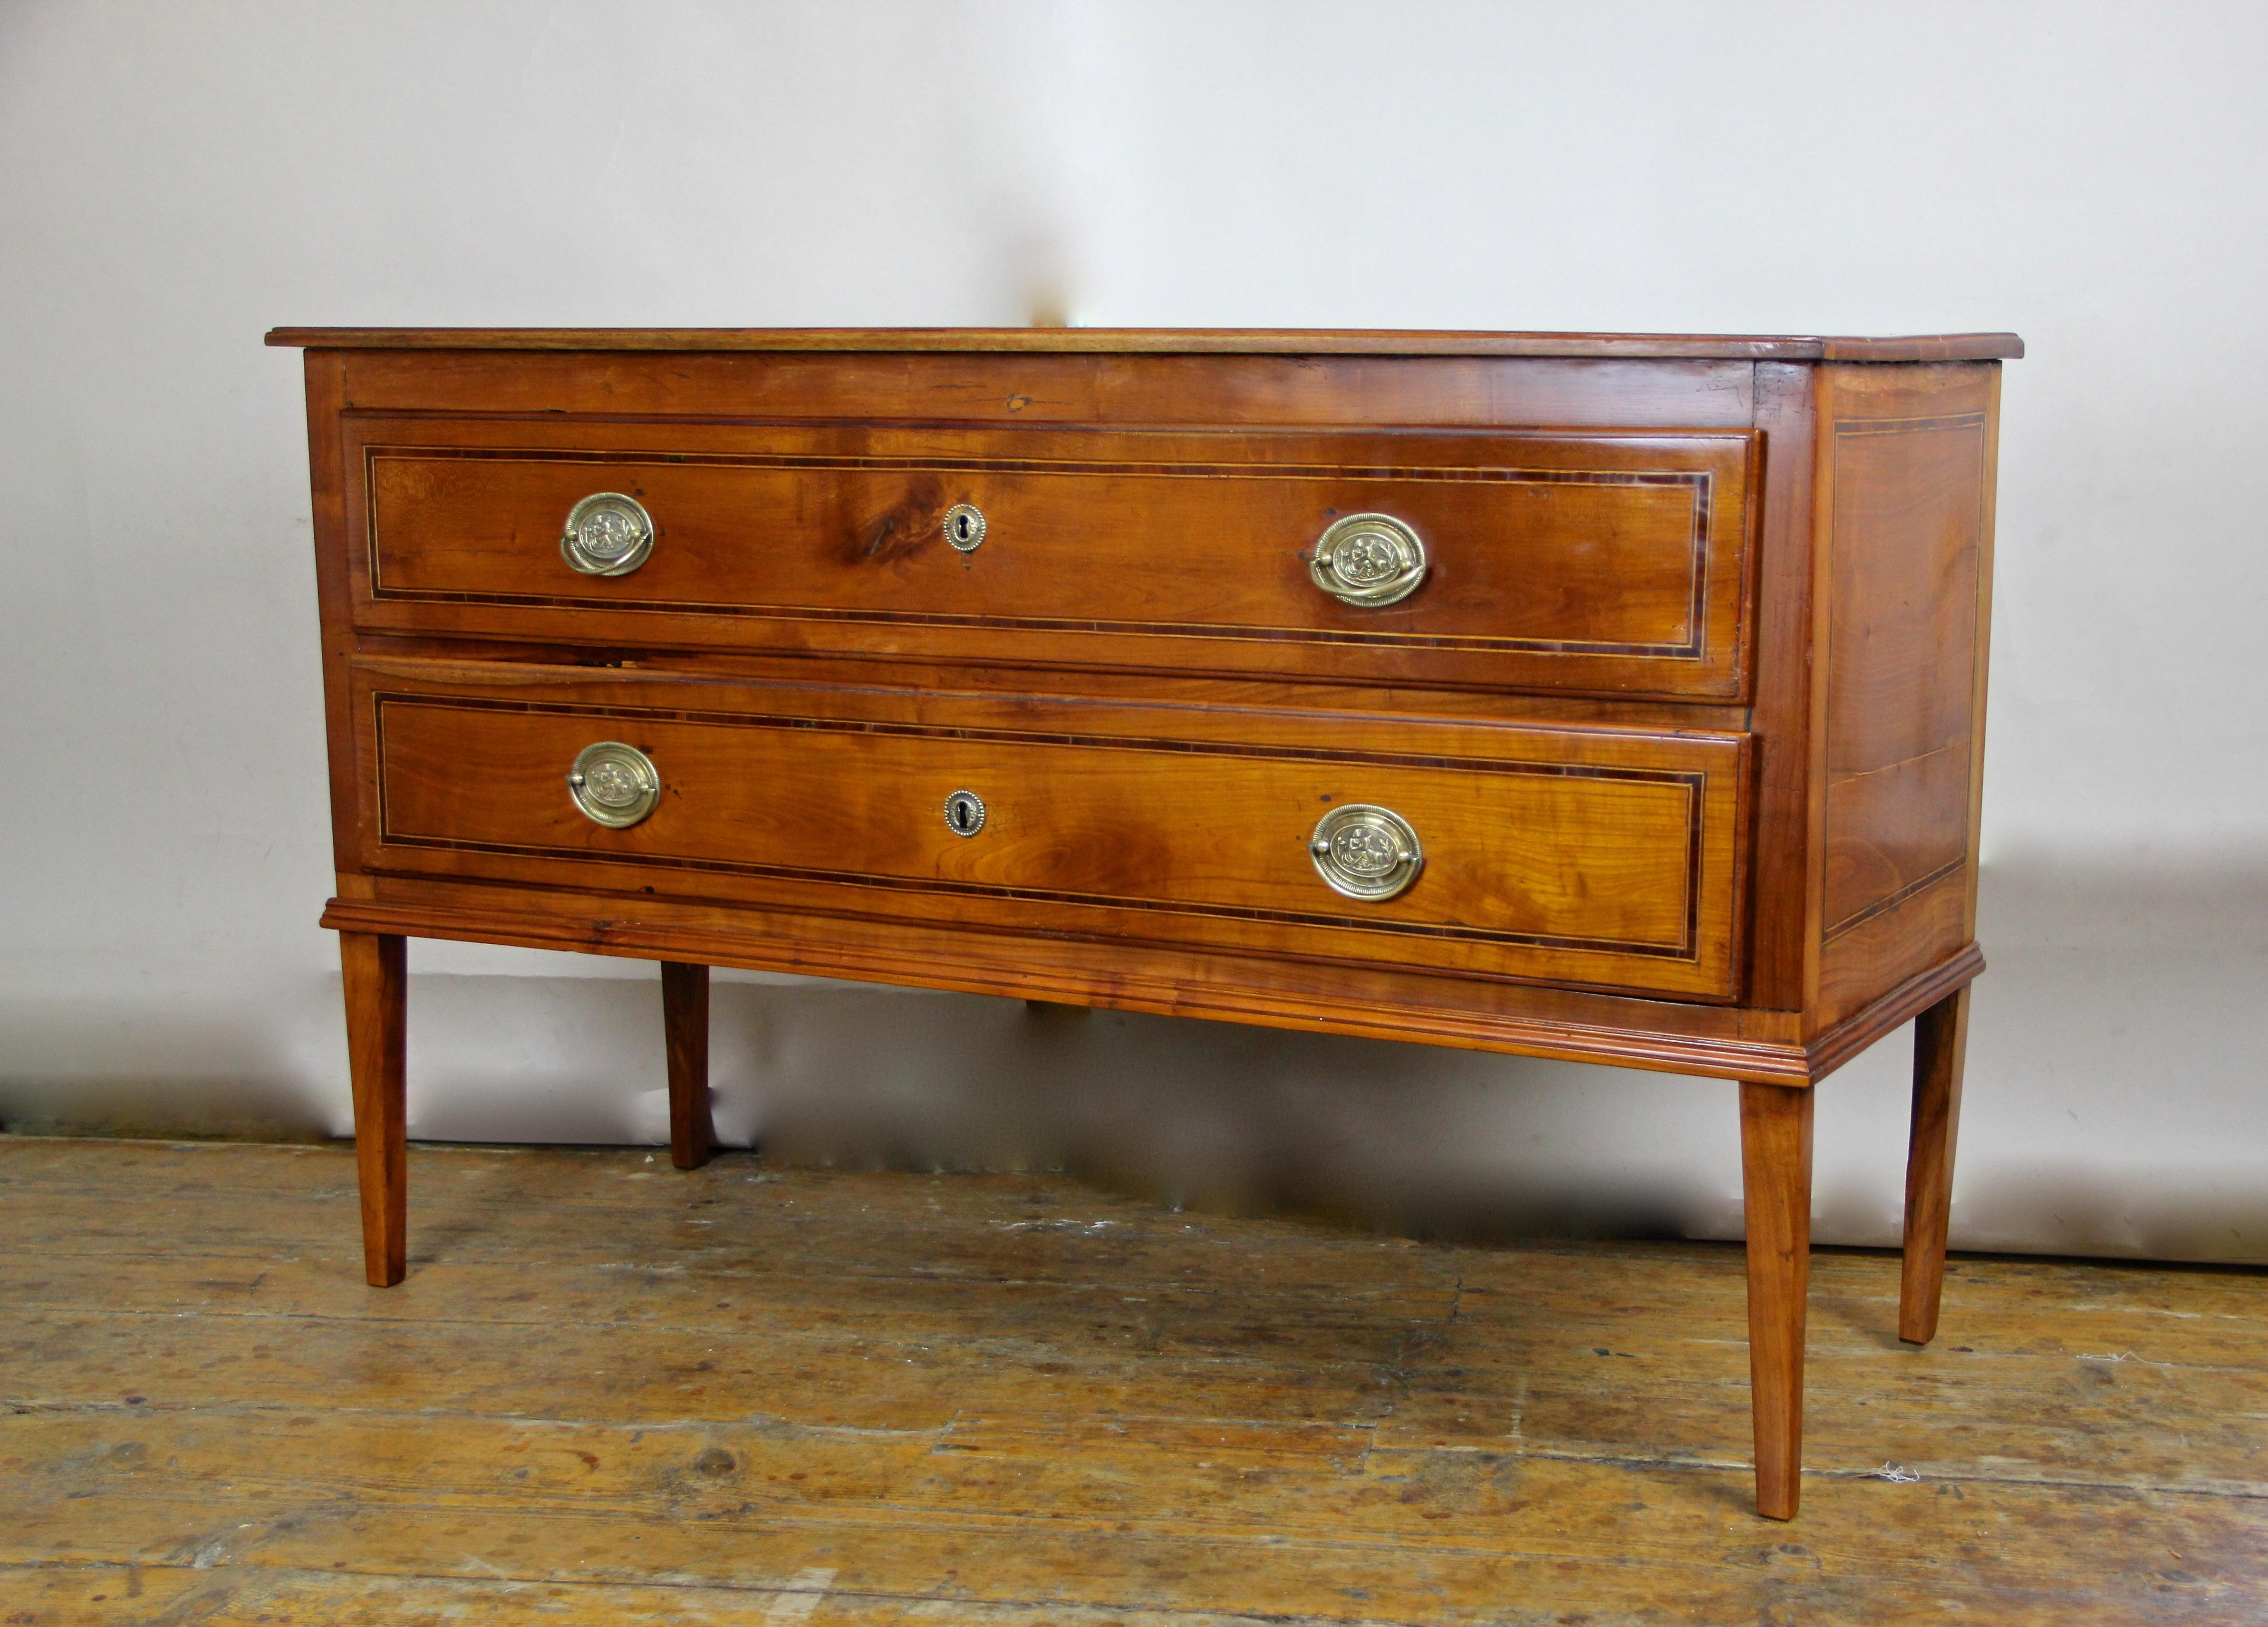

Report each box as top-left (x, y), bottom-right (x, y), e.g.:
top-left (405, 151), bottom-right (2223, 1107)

top-left (271, 326), bottom-right (2017, 1519)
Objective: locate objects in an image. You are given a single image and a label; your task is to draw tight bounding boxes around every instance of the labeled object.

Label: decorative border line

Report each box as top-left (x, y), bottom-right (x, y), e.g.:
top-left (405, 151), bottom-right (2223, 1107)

top-left (1824, 857), bottom-right (1966, 943)
top-left (1831, 412), bottom-right (1988, 438)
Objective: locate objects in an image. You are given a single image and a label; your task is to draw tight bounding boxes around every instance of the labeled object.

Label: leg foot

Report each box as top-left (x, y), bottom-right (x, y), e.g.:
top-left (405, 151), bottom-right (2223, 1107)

top-left (1900, 984), bottom-right (1971, 1345)
top-left (662, 962), bottom-right (713, 1170)
top-left (1740, 1079), bottom-right (1814, 1520)
top-left (341, 931), bottom-right (407, 1288)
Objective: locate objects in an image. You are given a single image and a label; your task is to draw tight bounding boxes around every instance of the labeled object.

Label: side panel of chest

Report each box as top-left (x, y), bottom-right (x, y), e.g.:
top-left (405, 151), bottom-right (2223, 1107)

top-left (1811, 362), bottom-right (1999, 1028)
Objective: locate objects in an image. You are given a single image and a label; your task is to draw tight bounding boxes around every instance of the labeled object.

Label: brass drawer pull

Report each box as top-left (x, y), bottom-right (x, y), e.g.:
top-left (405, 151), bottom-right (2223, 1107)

top-left (1309, 804), bottom-right (1423, 900)
top-left (566, 741), bottom-right (661, 828)
top-left (560, 492), bottom-right (655, 576)
top-left (1310, 513), bottom-right (1427, 607)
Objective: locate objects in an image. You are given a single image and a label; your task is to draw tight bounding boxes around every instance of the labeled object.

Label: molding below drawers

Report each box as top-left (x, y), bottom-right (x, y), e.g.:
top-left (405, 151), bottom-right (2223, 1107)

top-left (317, 886), bottom-right (1977, 1087)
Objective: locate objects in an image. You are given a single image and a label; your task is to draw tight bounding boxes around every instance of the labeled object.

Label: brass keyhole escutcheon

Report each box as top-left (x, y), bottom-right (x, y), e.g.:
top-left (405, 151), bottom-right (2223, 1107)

top-left (944, 503), bottom-right (986, 552)
top-left (943, 788), bottom-right (986, 836)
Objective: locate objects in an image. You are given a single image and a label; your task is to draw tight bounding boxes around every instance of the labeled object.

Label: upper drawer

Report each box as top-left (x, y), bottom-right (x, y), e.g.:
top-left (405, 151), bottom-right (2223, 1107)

top-left (344, 417), bottom-right (1756, 698)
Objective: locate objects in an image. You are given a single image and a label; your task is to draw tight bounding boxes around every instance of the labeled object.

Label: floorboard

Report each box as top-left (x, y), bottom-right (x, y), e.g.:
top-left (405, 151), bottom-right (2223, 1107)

top-left (2, 1136), bottom-right (2263, 1624)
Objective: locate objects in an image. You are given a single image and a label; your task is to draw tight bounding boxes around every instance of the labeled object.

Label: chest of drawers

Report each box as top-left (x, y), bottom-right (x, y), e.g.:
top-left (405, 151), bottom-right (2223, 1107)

top-left (271, 326), bottom-right (2017, 1519)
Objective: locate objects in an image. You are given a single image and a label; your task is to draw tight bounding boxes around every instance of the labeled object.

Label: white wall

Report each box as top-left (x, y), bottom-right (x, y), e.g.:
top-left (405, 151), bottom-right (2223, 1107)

top-left (3, 0), bottom-right (2265, 1259)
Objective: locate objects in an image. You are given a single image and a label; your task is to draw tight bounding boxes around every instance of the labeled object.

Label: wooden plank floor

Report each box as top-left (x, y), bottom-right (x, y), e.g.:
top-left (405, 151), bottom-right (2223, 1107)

top-left (2, 1136), bottom-right (2263, 1625)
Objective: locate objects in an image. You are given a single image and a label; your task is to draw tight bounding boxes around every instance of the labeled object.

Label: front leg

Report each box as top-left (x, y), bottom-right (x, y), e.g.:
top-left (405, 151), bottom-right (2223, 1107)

top-left (340, 931), bottom-right (407, 1287)
top-left (1900, 984), bottom-right (1971, 1345)
top-left (1740, 1079), bottom-right (1814, 1520)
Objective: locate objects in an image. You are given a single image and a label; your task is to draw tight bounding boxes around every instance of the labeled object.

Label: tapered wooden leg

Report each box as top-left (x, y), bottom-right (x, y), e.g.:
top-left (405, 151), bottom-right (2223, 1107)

top-left (1740, 1079), bottom-right (1814, 1520)
top-left (662, 962), bottom-right (713, 1170)
top-left (340, 931), bottom-right (407, 1288)
top-left (1900, 984), bottom-right (1971, 1345)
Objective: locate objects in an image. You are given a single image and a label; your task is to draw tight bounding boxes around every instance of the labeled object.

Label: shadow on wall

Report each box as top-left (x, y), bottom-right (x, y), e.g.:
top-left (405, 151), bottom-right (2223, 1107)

top-left (0, 998), bottom-right (327, 1143)
top-left (3, 852), bottom-right (2266, 1261)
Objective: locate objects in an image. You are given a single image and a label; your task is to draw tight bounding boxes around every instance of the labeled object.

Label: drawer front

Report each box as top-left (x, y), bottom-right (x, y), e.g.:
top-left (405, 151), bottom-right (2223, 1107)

top-left (347, 418), bottom-right (1755, 698)
top-left (352, 663), bottom-right (1750, 999)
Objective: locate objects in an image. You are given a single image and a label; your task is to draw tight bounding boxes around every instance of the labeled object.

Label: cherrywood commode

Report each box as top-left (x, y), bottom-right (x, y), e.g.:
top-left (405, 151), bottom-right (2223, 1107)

top-left (271, 325), bottom-right (2017, 1520)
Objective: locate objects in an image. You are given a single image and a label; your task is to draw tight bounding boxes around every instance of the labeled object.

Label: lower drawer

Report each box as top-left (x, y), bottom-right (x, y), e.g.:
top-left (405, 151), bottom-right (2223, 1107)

top-left (350, 662), bottom-right (1750, 999)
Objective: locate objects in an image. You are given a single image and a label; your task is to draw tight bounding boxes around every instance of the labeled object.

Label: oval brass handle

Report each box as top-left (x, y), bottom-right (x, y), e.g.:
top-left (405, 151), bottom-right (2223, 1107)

top-left (1309, 804), bottom-right (1423, 900)
top-left (560, 492), bottom-right (655, 576)
top-left (1310, 513), bottom-right (1427, 607)
top-left (566, 741), bottom-right (662, 828)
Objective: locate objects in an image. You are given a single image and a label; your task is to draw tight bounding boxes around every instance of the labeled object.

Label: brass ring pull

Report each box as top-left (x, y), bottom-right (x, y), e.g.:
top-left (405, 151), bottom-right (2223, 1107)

top-left (560, 492), bottom-right (655, 576)
top-left (567, 741), bottom-right (662, 828)
top-left (1309, 804), bottom-right (1423, 900)
top-left (1310, 513), bottom-right (1427, 607)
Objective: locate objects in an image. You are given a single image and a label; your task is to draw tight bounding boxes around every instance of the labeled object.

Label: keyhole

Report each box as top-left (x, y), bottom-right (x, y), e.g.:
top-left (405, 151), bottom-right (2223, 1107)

top-left (943, 503), bottom-right (985, 552)
top-left (943, 789), bottom-right (985, 836)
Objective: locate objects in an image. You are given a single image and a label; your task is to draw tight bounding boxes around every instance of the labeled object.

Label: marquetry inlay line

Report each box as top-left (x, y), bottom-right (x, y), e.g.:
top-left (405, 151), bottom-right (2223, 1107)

top-left (1823, 858), bottom-right (1967, 943)
top-left (369, 444), bottom-right (1728, 484)
top-left (1830, 412), bottom-right (1988, 437)
top-left (369, 693), bottom-right (1713, 962)
top-left (374, 692), bottom-right (1722, 788)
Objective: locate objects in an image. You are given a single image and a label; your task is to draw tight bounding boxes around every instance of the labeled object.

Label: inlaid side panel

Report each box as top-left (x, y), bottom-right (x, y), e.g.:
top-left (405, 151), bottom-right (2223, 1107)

top-left (1814, 364), bottom-right (1998, 1025)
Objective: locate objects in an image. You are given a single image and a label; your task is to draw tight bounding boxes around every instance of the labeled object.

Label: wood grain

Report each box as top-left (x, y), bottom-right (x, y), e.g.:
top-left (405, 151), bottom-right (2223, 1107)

top-left (1804, 939), bottom-right (1982, 1081)
top-left (1812, 364), bottom-right (1998, 1027)
top-left (266, 325), bottom-right (2026, 360)
top-left (350, 421), bottom-right (1756, 699)
top-left (661, 962), bottom-right (712, 1171)
top-left (359, 662), bottom-right (1750, 999)
top-left (300, 350), bottom-right (363, 871)
top-left (1901, 984), bottom-right (1971, 1344)
top-left (1744, 361), bottom-right (1823, 1011)
top-left (331, 349), bottom-right (1762, 432)
top-left (324, 877), bottom-right (1817, 1081)
top-left (1740, 1079), bottom-right (1814, 1520)
top-left (1819, 405), bottom-right (1982, 928)
top-left (338, 931), bottom-right (405, 1288)
top-left (7, 1136), bottom-right (2259, 1627)
top-left (1963, 367), bottom-right (2004, 943)
top-left (1815, 861), bottom-right (1971, 1032)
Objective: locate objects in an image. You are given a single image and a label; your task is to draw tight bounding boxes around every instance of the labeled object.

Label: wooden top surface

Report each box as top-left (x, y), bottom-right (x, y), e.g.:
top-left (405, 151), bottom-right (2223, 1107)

top-left (264, 326), bottom-right (2023, 361)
